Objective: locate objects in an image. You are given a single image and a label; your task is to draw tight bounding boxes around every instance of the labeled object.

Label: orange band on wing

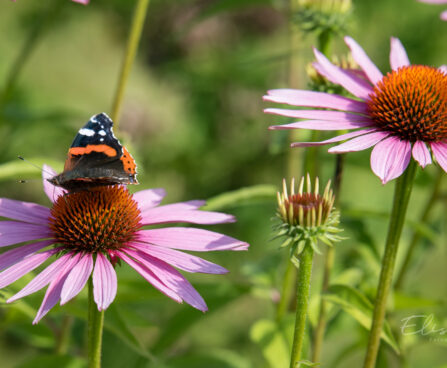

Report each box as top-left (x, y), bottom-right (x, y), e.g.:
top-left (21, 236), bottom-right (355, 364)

top-left (69, 145), bottom-right (117, 157)
top-left (120, 146), bottom-right (137, 174)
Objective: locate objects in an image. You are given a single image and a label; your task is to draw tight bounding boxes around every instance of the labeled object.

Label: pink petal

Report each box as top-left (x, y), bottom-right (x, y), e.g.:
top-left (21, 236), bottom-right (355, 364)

top-left (291, 129), bottom-right (373, 149)
top-left (93, 253), bottom-right (117, 311)
top-left (264, 90), bottom-right (368, 114)
top-left (136, 228), bottom-right (248, 251)
top-left (0, 240), bottom-right (54, 272)
top-left (430, 142), bottom-right (447, 172)
top-left (0, 198), bottom-right (50, 224)
top-left (117, 251), bottom-right (182, 303)
top-left (141, 206), bottom-right (235, 225)
top-left (418, 0), bottom-right (447, 4)
top-left (0, 248), bottom-right (60, 289)
top-left (439, 65), bottom-right (447, 74)
top-left (133, 188), bottom-right (166, 212)
top-left (390, 38), bottom-right (410, 70)
top-left (270, 119), bottom-right (372, 131)
top-left (7, 253), bottom-right (76, 303)
top-left (412, 141), bottom-right (432, 168)
top-left (328, 131), bottom-right (390, 153)
top-left (264, 108), bottom-right (371, 122)
top-left (125, 249), bottom-right (207, 311)
top-left (140, 200), bottom-right (205, 218)
top-left (344, 36), bottom-right (383, 85)
top-left (33, 257), bottom-right (80, 324)
top-left (72, 0), bottom-right (90, 4)
top-left (131, 243), bottom-right (228, 274)
top-left (60, 254), bottom-right (94, 305)
top-left (0, 221), bottom-right (52, 247)
top-left (371, 136), bottom-right (412, 184)
top-left (441, 10), bottom-right (447, 20)
top-left (313, 48), bottom-right (373, 100)
top-left (42, 165), bottom-right (66, 203)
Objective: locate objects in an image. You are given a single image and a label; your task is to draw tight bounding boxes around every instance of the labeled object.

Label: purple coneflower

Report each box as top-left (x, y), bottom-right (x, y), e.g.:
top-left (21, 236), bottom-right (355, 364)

top-left (264, 37), bottom-right (447, 184)
top-left (0, 166), bottom-right (248, 324)
top-left (419, 0), bottom-right (447, 20)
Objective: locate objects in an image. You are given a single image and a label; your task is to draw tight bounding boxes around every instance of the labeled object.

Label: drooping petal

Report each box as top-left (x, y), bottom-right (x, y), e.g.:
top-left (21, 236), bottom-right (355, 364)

top-left (412, 141), bottom-right (432, 168)
top-left (390, 38), bottom-right (410, 70)
top-left (72, 0), bottom-right (90, 4)
top-left (270, 119), bottom-right (373, 131)
top-left (0, 198), bottom-right (50, 224)
top-left (117, 251), bottom-right (182, 303)
top-left (439, 65), bottom-right (447, 74)
top-left (32, 256), bottom-right (80, 324)
top-left (291, 128), bottom-right (379, 148)
top-left (139, 200), bottom-right (205, 219)
top-left (264, 108), bottom-right (371, 122)
top-left (344, 36), bottom-right (383, 85)
top-left (136, 228), bottom-right (248, 251)
top-left (7, 253), bottom-right (76, 303)
top-left (371, 136), bottom-right (412, 184)
top-left (125, 249), bottom-right (207, 311)
top-left (328, 131), bottom-right (390, 153)
top-left (0, 248), bottom-right (60, 289)
top-left (42, 164), bottom-right (65, 203)
top-left (313, 48), bottom-right (374, 100)
top-left (441, 10), bottom-right (447, 20)
top-left (133, 188), bottom-right (166, 212)
top-left (0, 221), bottom-right (52, 247)
top-left (60, 253), bottom-right (94, 305)
top-left (0, 240), bottom-right (54, 272)
top-left (430, 142), bottom-right (447, 172)
top-left (131, 243), bottom-right (228, 274)
top-left (93, 253), bottom-right (117, 311)
top-left (264, 90), bottom-right (368, 113)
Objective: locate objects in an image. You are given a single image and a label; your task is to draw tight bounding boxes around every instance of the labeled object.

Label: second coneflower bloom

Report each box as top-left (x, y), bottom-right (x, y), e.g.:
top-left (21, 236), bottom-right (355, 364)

top-left (265, 37), bottom-right (447, 184)
top-left (0, 166), bottom-right (248, 324)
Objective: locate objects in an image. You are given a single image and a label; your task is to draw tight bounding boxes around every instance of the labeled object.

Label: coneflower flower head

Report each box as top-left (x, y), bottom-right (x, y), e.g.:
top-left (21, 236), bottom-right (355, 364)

top-left (275, 175), bottom-right (342, 267)
top-left (295, 0), bottom-right (352, 35)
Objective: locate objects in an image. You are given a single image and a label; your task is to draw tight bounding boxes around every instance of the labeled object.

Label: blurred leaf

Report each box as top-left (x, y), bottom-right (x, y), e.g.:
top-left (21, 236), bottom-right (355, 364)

top-left (324, 284), bottom-right (399, 354)
top-left (0, 157), bottom-right (62, 182)
top-left (250, 317), bottom-right (293, 368)
top-left (152, 283), bottom-right (249, 354)
top-left (332, 268), bottom-right (363, 286)
top-left (16, 354), bottom-right (85, 368)
top-left (393, 292), bottom-right (444, 310)
top-left (203, 184), bottom-right (276, 211)
top-left (331, 340), bottom-right (365, 368)
top-left (166, 349), bottom-right (250, 368)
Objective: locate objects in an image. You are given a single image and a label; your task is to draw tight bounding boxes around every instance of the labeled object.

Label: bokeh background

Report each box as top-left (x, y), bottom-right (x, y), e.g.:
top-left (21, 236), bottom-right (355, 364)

top-left (0, 0), bottom-right (446, 367)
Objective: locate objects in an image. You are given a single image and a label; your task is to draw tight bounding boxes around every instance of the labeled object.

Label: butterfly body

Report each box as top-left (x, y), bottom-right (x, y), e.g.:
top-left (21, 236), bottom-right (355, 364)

top-left (49, 113), bottom-right (138, 191)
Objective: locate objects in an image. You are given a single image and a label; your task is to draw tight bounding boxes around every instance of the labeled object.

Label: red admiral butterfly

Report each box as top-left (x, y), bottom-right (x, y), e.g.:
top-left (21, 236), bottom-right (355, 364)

top-left (48, 113), bottom-right (138, 191)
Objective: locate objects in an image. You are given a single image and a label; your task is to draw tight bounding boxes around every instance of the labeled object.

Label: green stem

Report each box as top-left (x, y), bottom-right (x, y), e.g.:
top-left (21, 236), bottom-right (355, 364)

top-left (290, 242), bottom-right (314, 368)
top-left (110, 0), bottom-right (151, 127)
top-left (363, 159), bottom-right (418, 368)
top-left (311, 154), bottom-right (344, 362)
top-left (317, 30), bottom-right (332, 57)
top-left (276, 259), bottom-right (296, 322)
top-left (88, 278), bottom-right (104, 368)
top-left (394, 168), bottom-right (443, 290)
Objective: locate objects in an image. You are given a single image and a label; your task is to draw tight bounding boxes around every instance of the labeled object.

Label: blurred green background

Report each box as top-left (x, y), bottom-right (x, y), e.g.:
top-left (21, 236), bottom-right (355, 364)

top-left (0, 0), bottom-right (446, 367)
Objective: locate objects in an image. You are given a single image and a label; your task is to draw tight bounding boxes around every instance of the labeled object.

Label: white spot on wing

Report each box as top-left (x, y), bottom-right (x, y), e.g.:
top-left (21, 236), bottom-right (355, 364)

top-left (98, 130), bottom-right (106, 136)
top-left (100, 138), bottom-right (104, 142)
top-left (79, 128), bottom-right (95, 136)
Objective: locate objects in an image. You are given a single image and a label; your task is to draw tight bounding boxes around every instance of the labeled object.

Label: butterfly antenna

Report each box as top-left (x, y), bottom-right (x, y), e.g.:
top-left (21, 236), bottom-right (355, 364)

top-left (17, 156), bottom-right (54, 177)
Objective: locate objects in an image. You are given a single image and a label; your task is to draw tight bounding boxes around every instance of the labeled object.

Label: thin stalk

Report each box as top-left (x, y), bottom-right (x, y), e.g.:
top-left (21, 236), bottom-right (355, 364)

top-left (311, 153), bottom-right (345, 362)
top-left (110, 0), bottom-right (151, 127)
top-left (55, 315), bottom-right (74, 355)
top-left (88, 278), bottom-right (104, 368)
top-left (276, 260), bottom-right (296, 322)
top-left (290, 242), bottom-right (314, 368)
top-left (394, 168), bottom-right (443, 290)
top-left (363, 160), bottom-right (418, 368)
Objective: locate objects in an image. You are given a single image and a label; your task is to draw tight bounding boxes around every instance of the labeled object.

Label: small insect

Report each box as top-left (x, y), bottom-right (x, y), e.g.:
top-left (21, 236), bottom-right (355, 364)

top-left (48, 113), bottom-right (138, 191)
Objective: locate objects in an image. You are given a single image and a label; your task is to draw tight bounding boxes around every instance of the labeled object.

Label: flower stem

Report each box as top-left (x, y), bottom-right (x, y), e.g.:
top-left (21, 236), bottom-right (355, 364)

top-left (110, 0), bottom-right (151, 127)
top-left (311, 154), bottom-right (345, 361)
top-left (88, 277), bottom-right (104, 368)
top-left (363, 159), bottom-right (418, 368)
top-left (290, 242), bottom-right (314, 368)
top-left (394, 167), bottom-right (443, 290)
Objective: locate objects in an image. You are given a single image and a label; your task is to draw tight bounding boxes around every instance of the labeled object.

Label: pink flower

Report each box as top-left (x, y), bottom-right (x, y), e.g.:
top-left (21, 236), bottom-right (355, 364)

top-left (264, 37), bottom-right (447, 184)
top-left (0, 166), bottom-right (248, 324)
top-left (419, 0), bottom-right (447, 20)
